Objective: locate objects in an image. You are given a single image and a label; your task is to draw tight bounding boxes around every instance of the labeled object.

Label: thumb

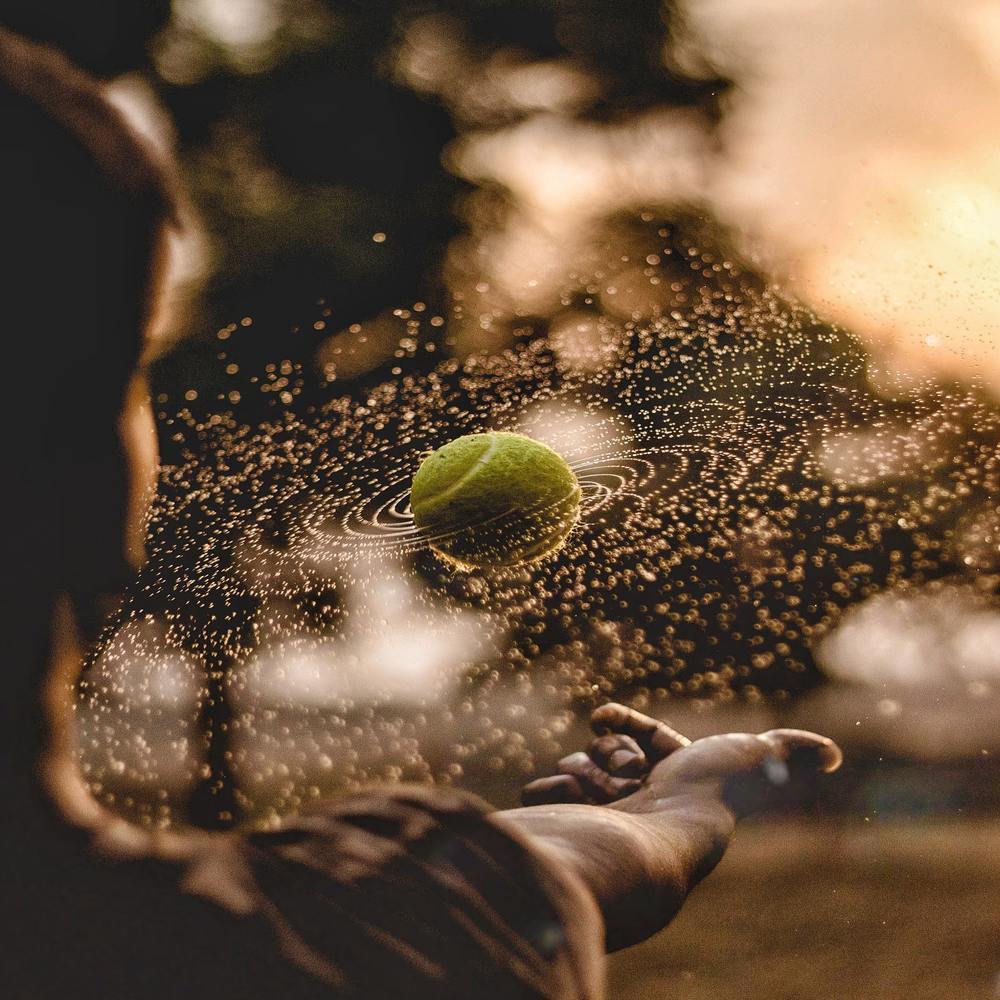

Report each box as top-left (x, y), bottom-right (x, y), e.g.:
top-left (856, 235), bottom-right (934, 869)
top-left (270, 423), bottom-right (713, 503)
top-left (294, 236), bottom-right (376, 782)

top-left (724, 729), bottom-right (842, 818)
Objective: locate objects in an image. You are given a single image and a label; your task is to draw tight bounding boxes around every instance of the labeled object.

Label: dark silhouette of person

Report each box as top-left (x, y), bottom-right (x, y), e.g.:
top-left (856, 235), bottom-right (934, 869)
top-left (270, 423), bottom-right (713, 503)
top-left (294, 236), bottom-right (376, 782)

top-left (1, 15), bottom-right (842, 999)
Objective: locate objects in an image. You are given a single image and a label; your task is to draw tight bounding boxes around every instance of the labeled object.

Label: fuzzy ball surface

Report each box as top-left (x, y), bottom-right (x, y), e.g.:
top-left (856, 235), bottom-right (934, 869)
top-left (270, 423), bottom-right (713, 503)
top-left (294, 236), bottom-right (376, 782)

top-left (410, 432), bottom-right (581, 568)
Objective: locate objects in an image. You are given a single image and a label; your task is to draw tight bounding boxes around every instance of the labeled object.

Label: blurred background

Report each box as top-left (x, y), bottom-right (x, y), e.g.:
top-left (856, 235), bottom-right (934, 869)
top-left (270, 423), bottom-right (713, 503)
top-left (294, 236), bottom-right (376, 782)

top-left (15, 0), bottom-right (1000, 997)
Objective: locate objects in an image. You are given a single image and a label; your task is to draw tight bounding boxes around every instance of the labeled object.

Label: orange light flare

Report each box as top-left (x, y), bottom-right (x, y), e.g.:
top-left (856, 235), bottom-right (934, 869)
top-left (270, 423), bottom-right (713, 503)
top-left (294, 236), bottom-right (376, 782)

top-left (796, 159), bottom-right (1000, 396)
top-left (671, 0), bottom-right (1000, 395)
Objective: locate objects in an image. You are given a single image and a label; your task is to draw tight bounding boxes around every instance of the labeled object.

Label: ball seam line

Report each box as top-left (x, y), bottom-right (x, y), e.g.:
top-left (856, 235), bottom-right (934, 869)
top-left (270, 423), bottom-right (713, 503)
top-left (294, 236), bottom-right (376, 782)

top-left (413, 431), bottom-right (500, 511)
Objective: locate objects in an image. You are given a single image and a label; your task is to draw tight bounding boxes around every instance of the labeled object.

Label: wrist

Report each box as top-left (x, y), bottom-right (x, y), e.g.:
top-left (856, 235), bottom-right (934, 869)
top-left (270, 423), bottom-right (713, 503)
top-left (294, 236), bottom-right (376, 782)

top-left (495, 804), bottom-right (689, 952)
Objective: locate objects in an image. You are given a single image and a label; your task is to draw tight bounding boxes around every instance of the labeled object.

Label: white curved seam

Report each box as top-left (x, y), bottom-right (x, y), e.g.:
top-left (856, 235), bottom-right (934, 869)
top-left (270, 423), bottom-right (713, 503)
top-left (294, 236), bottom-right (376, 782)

top-left (420, 432), bottom-right (499, 508)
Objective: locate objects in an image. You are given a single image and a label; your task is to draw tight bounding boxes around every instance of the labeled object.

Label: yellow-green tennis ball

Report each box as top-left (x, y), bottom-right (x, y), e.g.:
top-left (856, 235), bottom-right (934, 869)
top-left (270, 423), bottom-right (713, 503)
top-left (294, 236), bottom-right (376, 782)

top-left (410, 431), bottom-right (581, 569)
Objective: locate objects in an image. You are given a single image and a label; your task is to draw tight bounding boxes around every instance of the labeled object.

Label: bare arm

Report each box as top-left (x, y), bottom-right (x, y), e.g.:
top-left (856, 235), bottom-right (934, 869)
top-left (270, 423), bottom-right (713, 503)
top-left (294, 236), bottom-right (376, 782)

top-left (495, 707), bottom-right (842, 952)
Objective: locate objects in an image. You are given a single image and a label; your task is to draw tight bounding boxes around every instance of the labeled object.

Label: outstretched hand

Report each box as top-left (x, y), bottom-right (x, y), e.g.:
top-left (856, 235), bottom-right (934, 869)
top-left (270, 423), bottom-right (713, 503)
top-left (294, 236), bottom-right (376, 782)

top-left (495, 704), bottom-right (842, 952)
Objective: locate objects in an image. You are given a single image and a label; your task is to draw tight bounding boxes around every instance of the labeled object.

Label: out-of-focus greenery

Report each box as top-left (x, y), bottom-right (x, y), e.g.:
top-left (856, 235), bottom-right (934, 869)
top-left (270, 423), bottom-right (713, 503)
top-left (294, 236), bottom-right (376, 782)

top-left (141, 0), bottom-right (726, 427)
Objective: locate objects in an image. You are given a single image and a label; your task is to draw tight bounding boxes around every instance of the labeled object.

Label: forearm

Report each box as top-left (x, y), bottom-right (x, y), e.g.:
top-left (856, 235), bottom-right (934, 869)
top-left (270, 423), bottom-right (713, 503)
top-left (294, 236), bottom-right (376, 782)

top-left (493, 803), bottom-right (694, 952)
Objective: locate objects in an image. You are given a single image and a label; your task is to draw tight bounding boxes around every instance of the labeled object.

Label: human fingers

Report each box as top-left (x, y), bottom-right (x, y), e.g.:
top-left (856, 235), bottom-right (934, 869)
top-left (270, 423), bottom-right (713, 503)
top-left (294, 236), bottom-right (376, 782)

top-left (725, 729), bottom-right (842, 818)
top-left (759, 729), bottom-right (843, 775)
top-left (587, 733), bottom-right (647, 778)
top-left (654, 729), bottom-right (841, 819)
top-left (519, 731), bottom-right (649, 806)
top-left (660, 730), bottom-right (841, 786)
top-left (553, 751), bottom-right (642, 804)
top-left (590, 703), bottom-right (691, 763)
top-left (520, 774), bottom-right (585, 806)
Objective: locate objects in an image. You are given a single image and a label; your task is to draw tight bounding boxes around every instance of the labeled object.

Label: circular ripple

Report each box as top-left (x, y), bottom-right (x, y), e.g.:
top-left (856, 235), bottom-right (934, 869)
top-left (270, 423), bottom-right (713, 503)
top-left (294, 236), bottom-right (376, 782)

top-left (317, 477), bottom-right (428, 555)
top-left (573, 455), bottom-right (660, 513)
top-left (309, 442), bottom-right (720, 561)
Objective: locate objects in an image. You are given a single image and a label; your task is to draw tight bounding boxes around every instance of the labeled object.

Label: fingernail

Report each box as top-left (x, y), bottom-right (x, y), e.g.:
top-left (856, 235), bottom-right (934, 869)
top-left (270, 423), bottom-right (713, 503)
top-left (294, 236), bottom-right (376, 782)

top-left (766, 731), bottom-right (844, 775)
top-left (521, 775), bottom-right (583, 806)
top-left (787, 739), bottom-right (843, 775)
top-left (608, 749), bottom-right (644, 775)
top-left (817, 739), bottom-right (843, 774)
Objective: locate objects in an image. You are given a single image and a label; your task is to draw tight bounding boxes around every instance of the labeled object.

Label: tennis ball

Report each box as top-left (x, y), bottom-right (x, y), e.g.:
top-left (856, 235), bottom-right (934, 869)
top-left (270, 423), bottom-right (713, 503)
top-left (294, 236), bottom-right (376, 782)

top-left (410, 431), bottom-right (581, 569)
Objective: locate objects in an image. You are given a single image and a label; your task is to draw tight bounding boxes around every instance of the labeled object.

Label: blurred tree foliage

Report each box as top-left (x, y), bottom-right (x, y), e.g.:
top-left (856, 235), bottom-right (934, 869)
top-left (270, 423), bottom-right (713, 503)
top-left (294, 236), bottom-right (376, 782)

top-left (0, 0), bottom-right (737, 439)
top-left (138, 0), bottom-right (726, 430)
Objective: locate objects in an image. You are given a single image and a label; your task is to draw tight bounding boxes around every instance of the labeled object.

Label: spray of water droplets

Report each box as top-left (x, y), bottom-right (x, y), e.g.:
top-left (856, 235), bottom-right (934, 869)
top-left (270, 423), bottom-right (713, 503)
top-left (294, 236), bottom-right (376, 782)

top-left (75, 273), bottom-right (1000, 829)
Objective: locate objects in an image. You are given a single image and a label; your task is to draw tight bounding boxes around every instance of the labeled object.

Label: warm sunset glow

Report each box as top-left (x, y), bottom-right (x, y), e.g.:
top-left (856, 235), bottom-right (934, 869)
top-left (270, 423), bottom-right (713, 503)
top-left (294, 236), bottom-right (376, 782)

top-left (798, 162), bottom-right (1000, 393)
